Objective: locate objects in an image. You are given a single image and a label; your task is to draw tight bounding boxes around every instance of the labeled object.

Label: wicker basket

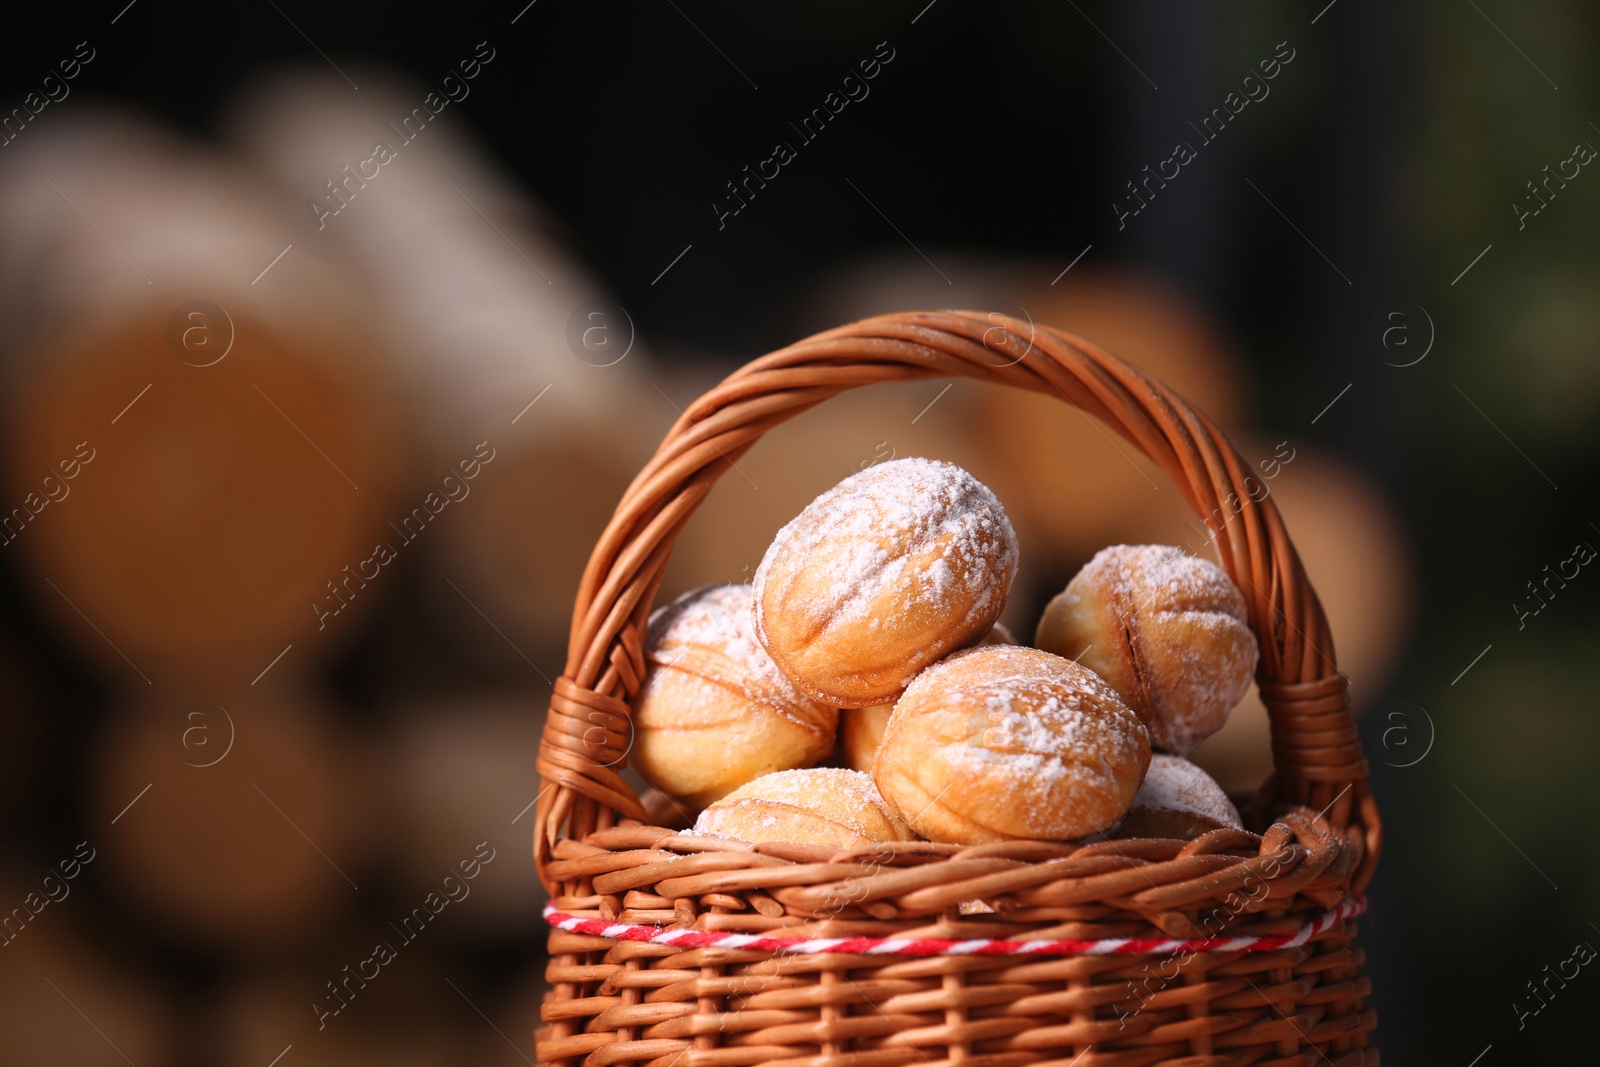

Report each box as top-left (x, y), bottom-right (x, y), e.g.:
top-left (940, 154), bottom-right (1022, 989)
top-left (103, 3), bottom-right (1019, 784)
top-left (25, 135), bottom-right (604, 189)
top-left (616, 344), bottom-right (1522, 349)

top-left (533, 310), bottom-right (1381, 1067)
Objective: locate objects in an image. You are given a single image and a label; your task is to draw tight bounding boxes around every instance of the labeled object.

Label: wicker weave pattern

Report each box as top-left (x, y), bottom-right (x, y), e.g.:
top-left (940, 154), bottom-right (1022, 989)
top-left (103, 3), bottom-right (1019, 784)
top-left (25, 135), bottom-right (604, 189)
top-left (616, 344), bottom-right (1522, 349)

top-left (534, 311), bottom-right (1380, 1066)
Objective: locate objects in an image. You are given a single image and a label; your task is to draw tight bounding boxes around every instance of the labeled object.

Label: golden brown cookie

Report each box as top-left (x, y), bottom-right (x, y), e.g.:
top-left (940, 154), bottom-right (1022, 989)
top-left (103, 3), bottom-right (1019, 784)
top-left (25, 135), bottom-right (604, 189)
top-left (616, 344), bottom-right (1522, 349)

top-left (872, 645), bottom-right (1150, 843)
top-left (693, 768), bottom-right (911, 847)
top-left (633, 584), bottom-right (837, 808)
top-left (1035, 544), bottom-right (1258, 755)
top-left (754, 457), bottom-right (1019, 708)
top-left (1115, 753), bottom-right (1242, 840)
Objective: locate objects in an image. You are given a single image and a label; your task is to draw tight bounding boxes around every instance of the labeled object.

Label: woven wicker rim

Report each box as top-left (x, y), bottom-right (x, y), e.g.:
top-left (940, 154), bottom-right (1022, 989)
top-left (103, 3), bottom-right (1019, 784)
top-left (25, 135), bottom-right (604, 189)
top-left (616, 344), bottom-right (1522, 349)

top-left (534, 310), bottom-right (1380, 895)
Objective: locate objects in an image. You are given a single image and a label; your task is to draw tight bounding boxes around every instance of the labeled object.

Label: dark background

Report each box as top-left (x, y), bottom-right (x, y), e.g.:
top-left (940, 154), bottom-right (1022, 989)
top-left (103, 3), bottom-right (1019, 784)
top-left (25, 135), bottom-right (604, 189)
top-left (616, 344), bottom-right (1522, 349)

top-left (3, 2), bottom-right (1599, 1064)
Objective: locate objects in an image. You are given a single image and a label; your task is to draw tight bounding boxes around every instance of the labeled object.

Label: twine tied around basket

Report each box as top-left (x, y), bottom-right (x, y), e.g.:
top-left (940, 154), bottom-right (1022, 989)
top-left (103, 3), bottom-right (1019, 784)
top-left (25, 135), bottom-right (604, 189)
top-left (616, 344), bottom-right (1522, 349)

top-left (542, 895), bottom-right (1369, 959)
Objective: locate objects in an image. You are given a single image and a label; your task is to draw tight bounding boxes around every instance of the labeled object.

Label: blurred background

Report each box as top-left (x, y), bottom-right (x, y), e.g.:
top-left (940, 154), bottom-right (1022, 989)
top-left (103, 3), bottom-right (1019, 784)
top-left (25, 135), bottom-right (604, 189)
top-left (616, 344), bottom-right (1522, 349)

top-left (0, 2), bottom-right (1595, 1064)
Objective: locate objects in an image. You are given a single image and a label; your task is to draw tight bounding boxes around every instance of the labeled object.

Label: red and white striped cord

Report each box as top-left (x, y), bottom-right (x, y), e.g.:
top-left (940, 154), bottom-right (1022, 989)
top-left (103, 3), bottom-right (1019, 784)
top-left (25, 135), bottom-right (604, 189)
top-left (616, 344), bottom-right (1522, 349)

top-left (543, 894), bottom-right (1366, 958)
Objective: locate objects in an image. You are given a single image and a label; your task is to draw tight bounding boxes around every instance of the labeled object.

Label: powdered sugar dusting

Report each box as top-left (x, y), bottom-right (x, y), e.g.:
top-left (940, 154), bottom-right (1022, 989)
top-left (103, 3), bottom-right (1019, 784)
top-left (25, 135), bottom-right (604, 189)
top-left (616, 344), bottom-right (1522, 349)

top-left (1128, 753), bottom-right (1241, 829)
top-left (896, 646), bottom-right (1148, 839)
top-left (646, 584), bottom-right (827, 727)
top-left (695, 767), bottom-right (906, 840)
top-left (753, 458), bottom-right (1019, 642)
top-left (1082, 545), bottom-right (1258, 754)
top-left (1104, 544), bottom-right (1248, 619)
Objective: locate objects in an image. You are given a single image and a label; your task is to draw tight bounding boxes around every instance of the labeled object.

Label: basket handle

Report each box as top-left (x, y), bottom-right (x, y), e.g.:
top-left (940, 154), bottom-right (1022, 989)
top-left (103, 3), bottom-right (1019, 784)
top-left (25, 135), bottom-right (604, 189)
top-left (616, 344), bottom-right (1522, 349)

top-left (534, 310), bottom-right (1379, 892)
